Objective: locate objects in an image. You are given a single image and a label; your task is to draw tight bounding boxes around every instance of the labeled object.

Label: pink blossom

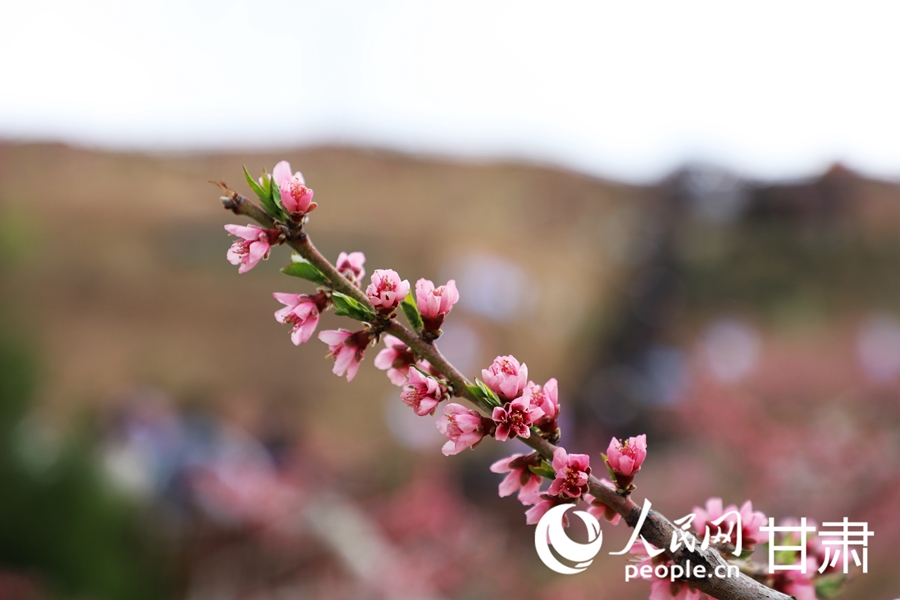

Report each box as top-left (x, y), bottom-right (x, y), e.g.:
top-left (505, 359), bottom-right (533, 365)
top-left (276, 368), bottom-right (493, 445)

top-left (521, 492), bottom-right (575, 525)
top-left (548, 447), bottom-right (591, 499)
top-left (583, 478), bottom-right (621, 525)
top-left (522, 378), bottom-right (559, 418)
top-left (415, 278), bottom-right (459, 331)
top-left (373, 335), bottom-right (416, 386)
top-left (225, 224), bottom-right (275, 273)
top-left (400, 369), bottom-right (447, 416)
top-left (436, 403), bottom-right (490, 456)
top-left (272, 160), bottom-right (316, 216)
top-left (489, 453), bottom-right (542, 501)
top-left (692, 498), bottom-right (767, 551)
top-left (273, 292), bottom-right (328, 345)
top-left (366, 269), bottom-right (410, 313)
top-left (605, 434), bottom-right (647, 491)
top-left (481, 355), bottom-right (528, 401)
top-left (782, 578), bottom-right (817, 600)
top-left (522, 378), bottom-right (560, 437)
top-left (492, 396), bottom-right (543, 441)
top-left (336, 251), bottom-right (366, 286)
top-left (317, 329), bottom-right (371, 382)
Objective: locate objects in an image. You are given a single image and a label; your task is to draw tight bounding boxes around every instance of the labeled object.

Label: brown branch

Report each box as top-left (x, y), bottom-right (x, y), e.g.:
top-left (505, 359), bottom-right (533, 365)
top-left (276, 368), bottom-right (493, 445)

top-left (219, 191), bottom-right (794, 600)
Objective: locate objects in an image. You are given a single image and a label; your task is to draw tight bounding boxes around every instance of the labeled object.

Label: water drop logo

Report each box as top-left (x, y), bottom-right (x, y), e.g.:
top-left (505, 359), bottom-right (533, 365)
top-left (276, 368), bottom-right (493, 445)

top-left (534, 503), bottom-right (604, 574)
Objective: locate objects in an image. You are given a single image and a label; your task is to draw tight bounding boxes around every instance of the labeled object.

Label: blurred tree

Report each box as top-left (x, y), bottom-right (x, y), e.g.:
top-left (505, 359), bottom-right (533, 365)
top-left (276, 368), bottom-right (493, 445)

top-left (0, 338), bottom-right (168, 599)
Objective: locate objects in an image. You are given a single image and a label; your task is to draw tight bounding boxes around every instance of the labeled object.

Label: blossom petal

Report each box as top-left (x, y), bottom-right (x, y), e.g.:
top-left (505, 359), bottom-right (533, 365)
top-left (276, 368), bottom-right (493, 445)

top-left (272, 161), bottom-right (292, 187)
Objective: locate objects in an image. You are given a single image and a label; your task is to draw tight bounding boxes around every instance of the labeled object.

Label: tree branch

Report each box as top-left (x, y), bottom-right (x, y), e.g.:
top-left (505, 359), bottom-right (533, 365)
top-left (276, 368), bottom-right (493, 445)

top-left (221, 192), bottom-right (794, 600)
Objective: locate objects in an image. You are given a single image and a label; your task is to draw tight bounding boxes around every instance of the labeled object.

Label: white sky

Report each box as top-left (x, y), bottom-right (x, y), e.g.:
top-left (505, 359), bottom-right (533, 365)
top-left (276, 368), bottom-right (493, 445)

top-left (2, 0), bottom-right (898, 182)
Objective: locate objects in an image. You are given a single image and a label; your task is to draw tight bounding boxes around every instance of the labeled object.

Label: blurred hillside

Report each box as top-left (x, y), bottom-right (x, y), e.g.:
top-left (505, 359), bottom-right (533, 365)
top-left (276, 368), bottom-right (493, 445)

top-left (1, 143), bottom-right (899, 599)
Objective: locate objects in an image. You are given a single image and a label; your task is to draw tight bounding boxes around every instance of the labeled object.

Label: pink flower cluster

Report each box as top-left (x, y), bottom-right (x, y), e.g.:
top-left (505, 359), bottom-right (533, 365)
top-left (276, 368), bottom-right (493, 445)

top-left (222, 161), bottom-right (674, 582)
top-left (492, 446), bottom-right (595, 525)
top-left (481, 355), bottom-right (561, 442)
top-left (691, 497), bottom-right (767, 553)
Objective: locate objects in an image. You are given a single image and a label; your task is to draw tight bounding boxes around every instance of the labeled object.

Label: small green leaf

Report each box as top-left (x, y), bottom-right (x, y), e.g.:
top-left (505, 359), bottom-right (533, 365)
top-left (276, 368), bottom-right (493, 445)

top-left (528, 461), bottom-right (556, 479)
top-left (281, 256), bottom-right (329, 286)
top-left (475, 378), bottom-right (501, 407)
top-left (400, 292), bottom-right (424, 331)
top-left (243, 165), bottom-right (266, 198)
top-left (466, 384), bottom-right (486, 402)
top-left (815, 575), bottom-right (845, 599)
top-left (331, 291), bottom-right (376, 322)
top-left (243, 165), bottom-right (284, 220)
top-left (269, 171), bottom-right (286, 214)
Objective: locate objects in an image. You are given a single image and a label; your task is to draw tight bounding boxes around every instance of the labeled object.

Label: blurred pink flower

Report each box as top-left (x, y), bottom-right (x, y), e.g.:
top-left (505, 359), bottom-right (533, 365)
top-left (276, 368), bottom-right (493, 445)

top-left (415, 278), bottom-right (459, 331)
top-left (629, 542), bottom-right (707, 600)
top-left (366, 269), bottom-right (410, 313)
top-left (273, 292), bottom-right (328, 345)
top-left (692, 497), bottom-right (767, 551)
top-left (225, 224), bottom-right (274, 273)
top-left (548, 447), bottom-right (591, 499)
top-left (336, 251), bottom-right (366, 286)
top-left (482, 355), bottom-right (528, 401)
top-left (492, 397), bottom-right (542, 441)
top-left (374, 334), bottom-right (416, 386)
top-left (522, 492), bottom-right (575, 525)
top-left (583, 478), bottom-right (621, 525)
top-left (318, 328), bottom-right (370, 382)
top-left (272, 160), bottom-right (315, 215)
top-left (781, 570), bottom-right (817, 600)
top-left (400, 369), bottom-right (447, 416)
top-left (437, 403), bottom-right (489, 456)
top-left (489, 453), bottom-right (543, 501)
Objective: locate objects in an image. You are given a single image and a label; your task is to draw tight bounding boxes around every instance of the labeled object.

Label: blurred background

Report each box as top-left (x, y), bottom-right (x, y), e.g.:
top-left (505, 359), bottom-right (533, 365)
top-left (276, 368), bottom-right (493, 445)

top-left (1, 2), bottom-right (899, 599)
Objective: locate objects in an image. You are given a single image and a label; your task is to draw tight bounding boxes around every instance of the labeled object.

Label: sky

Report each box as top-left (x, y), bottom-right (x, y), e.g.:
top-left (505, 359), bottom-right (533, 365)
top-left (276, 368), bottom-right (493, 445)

top-left (2, 0), bottom-right (899, 182)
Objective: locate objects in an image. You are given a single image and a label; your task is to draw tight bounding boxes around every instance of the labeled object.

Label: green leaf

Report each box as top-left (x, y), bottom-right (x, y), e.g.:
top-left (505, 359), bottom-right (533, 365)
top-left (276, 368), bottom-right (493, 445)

top-left (815, 575), bottom-right (845, 599)
top-left (260, 168), bottom-right (272, 196)
top-left (400, 292), bottom-right (424, 331)
top-left (476, 379), bottom-right (501, 406)
top-left (331, 291), bottom-right (376, 322)
top-left (269, 170), bottom-right (286, 214)
top-left (281, 255), bottom-right (329, 286)
top-left (528, 461), bottom-right (556, 479)
top-left (243, 165), bottom-right (266, 198)
top-left (243, 165), bottom-right (284, 220)
top-left (467, 378), bottom-right (501, 407)
top-left (466, 384), bottom-right (486, 403)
